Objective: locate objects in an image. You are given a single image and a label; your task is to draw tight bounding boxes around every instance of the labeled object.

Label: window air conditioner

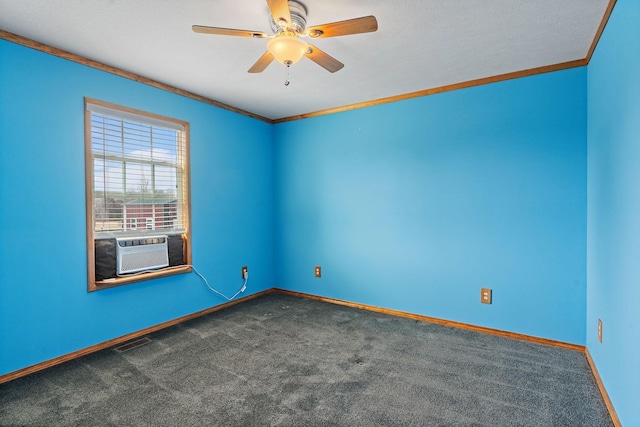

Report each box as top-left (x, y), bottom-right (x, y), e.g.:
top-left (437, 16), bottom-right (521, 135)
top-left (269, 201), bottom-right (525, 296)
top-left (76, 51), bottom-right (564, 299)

top-left (115, 236), bottom-right (169, 275)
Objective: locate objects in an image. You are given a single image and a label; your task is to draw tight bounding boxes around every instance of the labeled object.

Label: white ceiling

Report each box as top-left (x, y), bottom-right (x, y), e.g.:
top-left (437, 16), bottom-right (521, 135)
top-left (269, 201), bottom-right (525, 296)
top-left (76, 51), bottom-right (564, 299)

top-left (0, 0), bottom-right (611, 121)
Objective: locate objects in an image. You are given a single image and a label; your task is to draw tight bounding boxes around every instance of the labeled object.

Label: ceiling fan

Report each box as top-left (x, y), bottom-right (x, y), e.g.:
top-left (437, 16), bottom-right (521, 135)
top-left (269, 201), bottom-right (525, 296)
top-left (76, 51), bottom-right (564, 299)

top-left (192, 0), bottom-right (378, 80)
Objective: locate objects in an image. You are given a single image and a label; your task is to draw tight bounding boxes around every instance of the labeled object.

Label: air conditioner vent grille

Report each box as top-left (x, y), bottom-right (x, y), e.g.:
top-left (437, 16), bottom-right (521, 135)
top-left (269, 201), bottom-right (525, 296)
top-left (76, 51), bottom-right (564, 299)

top-left (116, 235), bottom-right (169, 275)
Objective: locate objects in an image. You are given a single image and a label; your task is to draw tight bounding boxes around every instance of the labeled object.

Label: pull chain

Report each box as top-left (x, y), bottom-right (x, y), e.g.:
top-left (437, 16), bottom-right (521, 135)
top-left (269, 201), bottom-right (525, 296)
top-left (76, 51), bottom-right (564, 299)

top-left (284, 60), bottom-right (292, 86)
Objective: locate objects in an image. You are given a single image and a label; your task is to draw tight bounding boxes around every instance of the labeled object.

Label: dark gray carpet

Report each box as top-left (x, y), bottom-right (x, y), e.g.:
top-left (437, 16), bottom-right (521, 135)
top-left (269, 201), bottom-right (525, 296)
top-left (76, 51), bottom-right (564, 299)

top-left (0, 293), bottom-right (613, 426)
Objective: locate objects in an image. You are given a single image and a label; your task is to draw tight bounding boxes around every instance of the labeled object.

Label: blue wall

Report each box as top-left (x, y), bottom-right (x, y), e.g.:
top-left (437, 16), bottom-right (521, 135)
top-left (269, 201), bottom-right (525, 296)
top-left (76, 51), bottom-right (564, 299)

top-left (274, 68), bottom-right (588, 345)
top-left (0, 40), bottom-right (275, 376)
top-left (587, 0), bottom-right (640, 425)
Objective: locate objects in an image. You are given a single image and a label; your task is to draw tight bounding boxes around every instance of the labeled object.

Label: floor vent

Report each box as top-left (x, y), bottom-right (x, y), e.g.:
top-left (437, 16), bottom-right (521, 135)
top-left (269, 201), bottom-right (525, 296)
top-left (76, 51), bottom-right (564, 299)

top-left (114, 337), bottom-right (152, 352)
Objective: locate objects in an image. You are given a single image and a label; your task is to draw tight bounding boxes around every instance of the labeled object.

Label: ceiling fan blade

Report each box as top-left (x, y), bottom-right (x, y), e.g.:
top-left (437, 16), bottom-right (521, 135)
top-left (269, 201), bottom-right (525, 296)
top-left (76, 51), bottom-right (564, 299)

top-left (306, 16), bottom-right (378, 38)
top-left (266, 0), bottom-right (292, 26)
top-left (192, 25), bottom-right (267, 38)
top-left (248, 51), bottom-right (275, 73)
top-left (305, 45), bottom-right (344, 73)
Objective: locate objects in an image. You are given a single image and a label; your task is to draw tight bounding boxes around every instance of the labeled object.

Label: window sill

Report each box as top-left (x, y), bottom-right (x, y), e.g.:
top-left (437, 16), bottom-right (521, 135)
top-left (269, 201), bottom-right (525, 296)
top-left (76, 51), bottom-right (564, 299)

top-left (89, 265), bottom-right (192, 292)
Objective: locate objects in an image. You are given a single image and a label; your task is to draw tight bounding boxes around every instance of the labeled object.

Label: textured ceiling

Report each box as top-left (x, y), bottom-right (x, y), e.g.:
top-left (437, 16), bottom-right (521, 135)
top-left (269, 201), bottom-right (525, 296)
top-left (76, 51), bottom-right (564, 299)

top-left (0, 0), bottom-right (611, 121)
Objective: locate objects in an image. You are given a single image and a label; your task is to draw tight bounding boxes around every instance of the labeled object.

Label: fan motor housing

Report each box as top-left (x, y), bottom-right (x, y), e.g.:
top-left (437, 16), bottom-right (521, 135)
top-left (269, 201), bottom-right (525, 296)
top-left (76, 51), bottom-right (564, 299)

top-left (270, 0), bottom-right (307, 34)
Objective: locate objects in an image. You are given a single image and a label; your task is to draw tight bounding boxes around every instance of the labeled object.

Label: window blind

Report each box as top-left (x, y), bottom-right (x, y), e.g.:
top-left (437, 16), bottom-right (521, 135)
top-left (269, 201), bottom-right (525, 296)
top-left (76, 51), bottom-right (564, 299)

top-left (88, 102), bottom-right (188, 237)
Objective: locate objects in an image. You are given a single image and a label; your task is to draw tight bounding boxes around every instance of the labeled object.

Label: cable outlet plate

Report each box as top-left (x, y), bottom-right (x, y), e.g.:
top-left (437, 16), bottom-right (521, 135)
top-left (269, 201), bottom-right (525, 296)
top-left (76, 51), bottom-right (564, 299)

top-left (242, 266), bottom-right (248, 279)
top-left (480, 288), bottom-right (492, 304)
top-left (314, 266), bottom-right (321, 278)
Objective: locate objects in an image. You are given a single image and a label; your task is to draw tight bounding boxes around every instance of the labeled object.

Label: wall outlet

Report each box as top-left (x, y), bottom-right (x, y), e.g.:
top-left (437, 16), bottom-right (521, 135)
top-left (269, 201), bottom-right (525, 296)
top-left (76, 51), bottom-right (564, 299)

top-left (480, 288), bottom-right (492, 304)
top-left (314, 266), bottom-right (321, 278)
top-left (598, 318), bottom-right (603, 343)
top-left (241, 266), bottom-right (248, 279)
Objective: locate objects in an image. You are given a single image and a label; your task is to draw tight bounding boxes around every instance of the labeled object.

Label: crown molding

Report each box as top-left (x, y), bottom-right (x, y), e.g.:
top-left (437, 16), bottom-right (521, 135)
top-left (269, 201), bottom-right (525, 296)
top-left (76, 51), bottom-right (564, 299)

top-left (0, 0), bottom-right (617, 123)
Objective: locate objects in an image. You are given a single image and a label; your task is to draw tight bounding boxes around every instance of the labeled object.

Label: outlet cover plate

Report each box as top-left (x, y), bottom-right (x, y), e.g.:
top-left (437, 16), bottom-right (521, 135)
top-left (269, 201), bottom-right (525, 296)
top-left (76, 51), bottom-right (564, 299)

top-left (481, 288), bottom-right (492, 304)
top-left (314, 266), bottom-right (321, 278)
top-left (598, 319), bottom-right (603, 343)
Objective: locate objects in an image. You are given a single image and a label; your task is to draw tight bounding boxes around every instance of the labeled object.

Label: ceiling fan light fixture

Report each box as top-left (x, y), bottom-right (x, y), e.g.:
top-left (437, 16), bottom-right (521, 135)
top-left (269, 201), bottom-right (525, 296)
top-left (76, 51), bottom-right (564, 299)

top-left (267, 33), bottom-right (308, 65)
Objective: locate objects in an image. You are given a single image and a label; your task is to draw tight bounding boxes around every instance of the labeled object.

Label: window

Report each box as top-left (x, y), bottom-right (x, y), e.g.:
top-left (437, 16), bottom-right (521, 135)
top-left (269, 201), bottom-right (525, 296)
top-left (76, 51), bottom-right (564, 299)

top-left (85, 98), bottom-right (191, 291)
